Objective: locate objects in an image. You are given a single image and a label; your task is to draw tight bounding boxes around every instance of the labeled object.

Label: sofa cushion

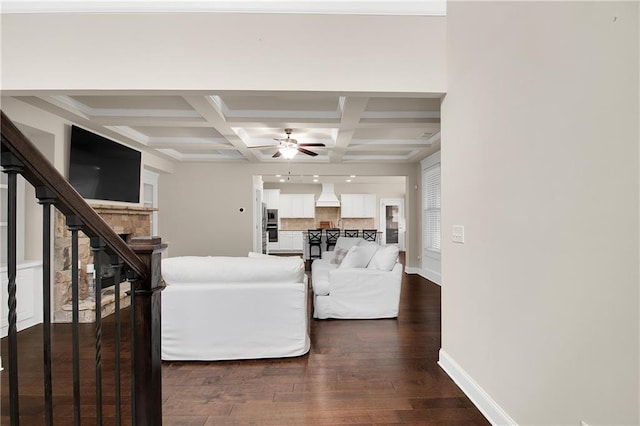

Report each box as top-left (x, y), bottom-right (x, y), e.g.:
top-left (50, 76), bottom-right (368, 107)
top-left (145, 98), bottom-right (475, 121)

top-left (339, 243), bottom-right (378, 269)
top-left (329, 237), bottom-right (365, 264)
top-left (331, 246), bottom-right (349, 265)
top-left (162, 256), bottom-right (304, 284)
top-left (366, 245), bottom-right (399, 271)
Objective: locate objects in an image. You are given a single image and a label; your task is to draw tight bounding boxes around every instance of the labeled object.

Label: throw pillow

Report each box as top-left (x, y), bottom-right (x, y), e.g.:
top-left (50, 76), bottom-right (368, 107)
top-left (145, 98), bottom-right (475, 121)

top-left (338, 244), bottom-right (378, 269)
top-left (334, 237), bottom-right (364, 253)
top-left (367, 245), bottom-right (399, 271)
top-left (331, 246), bottom-right (349, 265)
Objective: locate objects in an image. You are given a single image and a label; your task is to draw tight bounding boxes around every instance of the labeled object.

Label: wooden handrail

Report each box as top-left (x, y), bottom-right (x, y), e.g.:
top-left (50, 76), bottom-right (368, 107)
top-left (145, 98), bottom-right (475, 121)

top-left (0, 110), bottom-right (148, 279)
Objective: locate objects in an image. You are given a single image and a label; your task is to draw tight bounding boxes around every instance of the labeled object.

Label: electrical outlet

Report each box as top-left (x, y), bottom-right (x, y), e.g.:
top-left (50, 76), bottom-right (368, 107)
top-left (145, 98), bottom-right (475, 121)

top-left (452, 225), bottom-right (465, 244)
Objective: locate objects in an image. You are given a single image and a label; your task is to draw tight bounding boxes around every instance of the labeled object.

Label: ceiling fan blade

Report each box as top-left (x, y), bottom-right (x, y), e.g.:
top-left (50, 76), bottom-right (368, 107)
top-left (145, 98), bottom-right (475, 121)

top-left (249, 144), bottom-right (278, 149)
top-left (272, 150), bottom-right (282, 158)
top-left (298, 143), bottom-right (326, 147)
top-left (297, 147), bottom-right (318, 157)
top-left (274, 137), bottom-right (298, 144)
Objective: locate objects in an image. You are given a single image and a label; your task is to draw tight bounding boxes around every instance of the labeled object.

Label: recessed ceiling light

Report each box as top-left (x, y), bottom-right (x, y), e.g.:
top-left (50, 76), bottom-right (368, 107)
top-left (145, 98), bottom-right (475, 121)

top-left (350, 175), bottom-right (356, 178)
top-left (313, 179), bottom-right (318, 183)
top-left (346, 179), bottom-right (352, 183)
top-left (279, 179), bottom-right (285, 182)
top-left (313, 175), bottom-right (319, 178)
top-left (275, 174), bottom-right (281, 177)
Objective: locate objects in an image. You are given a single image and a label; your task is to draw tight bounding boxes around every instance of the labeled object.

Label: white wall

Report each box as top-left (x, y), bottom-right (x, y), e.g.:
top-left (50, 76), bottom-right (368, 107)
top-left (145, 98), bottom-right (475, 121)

top-left (442, 2), bottom-right (639, 424)
top-left (1, 13), bottom-right (446, 94)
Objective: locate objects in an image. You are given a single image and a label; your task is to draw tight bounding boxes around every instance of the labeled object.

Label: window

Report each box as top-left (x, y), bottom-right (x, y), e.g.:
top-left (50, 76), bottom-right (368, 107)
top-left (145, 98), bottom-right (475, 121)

top-left (423, 163), bottom-right (441, 254)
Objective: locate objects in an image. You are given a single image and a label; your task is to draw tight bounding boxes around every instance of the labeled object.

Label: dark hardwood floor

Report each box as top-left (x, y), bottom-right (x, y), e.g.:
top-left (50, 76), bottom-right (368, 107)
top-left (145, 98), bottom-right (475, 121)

top-left (2, 264), bottom-right (490, 425)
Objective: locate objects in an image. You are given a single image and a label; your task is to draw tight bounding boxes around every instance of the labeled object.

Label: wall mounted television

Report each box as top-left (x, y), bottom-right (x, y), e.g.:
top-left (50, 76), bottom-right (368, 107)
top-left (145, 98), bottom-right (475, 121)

top-left (69, 125), bottom-right (142, 203)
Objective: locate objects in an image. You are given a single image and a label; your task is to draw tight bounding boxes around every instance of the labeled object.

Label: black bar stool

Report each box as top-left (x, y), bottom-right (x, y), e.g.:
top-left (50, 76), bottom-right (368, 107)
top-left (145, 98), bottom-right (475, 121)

top-left (325, 228), bottom-right (340, 251)
top-left (343, 229), bottom-right (359, 238)
top-left (308, 229), bottom-right (323, 259)
top-left (362, 229), bottom-right (377, 242)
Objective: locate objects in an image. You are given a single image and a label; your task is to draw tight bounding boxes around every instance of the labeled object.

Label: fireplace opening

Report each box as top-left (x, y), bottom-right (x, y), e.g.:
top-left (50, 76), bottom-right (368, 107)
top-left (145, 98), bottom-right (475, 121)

top-left (94, 233), bottom-right (130, 289)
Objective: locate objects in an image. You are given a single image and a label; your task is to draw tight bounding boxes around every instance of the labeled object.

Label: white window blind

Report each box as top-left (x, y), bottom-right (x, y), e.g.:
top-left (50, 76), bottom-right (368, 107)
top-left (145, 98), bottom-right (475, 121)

top-left (423, 164), bottom-right (441, 253)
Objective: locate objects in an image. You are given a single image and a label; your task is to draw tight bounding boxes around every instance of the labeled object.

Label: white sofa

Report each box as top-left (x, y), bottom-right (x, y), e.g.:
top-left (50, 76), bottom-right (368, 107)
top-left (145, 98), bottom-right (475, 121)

top-left (311, 237), bottom-right (403, 319)
top-left (161, 255), bottom-right (310, 361)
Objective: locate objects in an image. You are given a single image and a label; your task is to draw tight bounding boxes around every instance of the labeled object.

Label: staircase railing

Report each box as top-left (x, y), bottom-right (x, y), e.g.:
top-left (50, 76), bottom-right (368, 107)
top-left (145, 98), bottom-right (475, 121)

top-left (1, 110), bottom-right (165, 425)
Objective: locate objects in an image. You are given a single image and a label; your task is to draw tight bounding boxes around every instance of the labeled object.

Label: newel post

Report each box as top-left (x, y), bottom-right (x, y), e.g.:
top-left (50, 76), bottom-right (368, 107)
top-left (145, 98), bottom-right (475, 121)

top-left (129, 236), bottom-right (166, 425)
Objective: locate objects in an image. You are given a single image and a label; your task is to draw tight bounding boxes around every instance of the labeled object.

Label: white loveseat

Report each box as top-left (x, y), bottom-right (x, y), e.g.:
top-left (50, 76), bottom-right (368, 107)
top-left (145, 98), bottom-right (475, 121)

top-left (311, 238), bottom-right (403, 319)
top-left (161, 255), bottom-right (310, 361)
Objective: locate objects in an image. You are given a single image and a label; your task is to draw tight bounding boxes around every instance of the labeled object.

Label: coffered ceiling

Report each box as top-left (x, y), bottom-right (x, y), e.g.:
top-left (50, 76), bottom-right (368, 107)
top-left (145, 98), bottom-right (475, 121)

top-left (13, 92), bottom-right (441, 164)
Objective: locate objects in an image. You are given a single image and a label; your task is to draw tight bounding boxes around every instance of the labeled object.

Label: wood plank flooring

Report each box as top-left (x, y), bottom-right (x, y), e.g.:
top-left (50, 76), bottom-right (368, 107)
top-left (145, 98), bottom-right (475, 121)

top-left (2, 264), bottom-right (489, 425)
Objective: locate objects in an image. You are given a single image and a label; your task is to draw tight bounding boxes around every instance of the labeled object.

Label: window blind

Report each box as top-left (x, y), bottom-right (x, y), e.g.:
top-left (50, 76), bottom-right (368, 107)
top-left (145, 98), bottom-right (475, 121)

top-left (423, 164), bottom-right (441, 252)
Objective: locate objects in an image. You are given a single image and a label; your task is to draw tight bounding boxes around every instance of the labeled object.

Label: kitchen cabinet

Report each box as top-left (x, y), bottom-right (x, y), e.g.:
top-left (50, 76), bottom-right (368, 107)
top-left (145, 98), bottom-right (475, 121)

top-left (276, 231), bottom-right (303, 252)
top-left (263, 189), bottom-right (280, 210)
top-left (340, 194), bottom-right (376, 218)
top-left (279, 194), bottom-right (315, 218)
top-left (268, 241), bottom-right (279, 252)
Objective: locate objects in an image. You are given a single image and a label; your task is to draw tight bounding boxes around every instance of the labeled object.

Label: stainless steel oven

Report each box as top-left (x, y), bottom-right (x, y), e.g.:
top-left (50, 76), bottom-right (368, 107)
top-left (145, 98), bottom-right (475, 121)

top-left (267, 225), bottom-right (278, 242)
top-left (266, 209), bottom-right (278, 225)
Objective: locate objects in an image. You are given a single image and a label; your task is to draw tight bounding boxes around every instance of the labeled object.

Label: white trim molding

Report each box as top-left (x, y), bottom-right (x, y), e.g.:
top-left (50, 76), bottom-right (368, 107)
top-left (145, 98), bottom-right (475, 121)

top-left (1, 1), bottom-right (447, 16)
top-left (405, 267), bottom-right (441, 286)
top-left (438, 349), bottom-right (517, 426)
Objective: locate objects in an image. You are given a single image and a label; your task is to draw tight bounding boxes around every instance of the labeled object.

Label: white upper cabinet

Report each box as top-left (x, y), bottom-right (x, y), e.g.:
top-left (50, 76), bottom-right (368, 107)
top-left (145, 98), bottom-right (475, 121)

top-left (279, 194), bottom-right (315, 218)
top-left (340, 194), bottom-right (376, 218)
top-left (263, 189), bottom-right (280, 210)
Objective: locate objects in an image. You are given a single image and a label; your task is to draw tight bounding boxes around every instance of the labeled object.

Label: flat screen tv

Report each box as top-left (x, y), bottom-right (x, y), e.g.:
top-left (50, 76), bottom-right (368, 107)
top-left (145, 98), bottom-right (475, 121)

top-left (69, 125), bottom-right (141, 203)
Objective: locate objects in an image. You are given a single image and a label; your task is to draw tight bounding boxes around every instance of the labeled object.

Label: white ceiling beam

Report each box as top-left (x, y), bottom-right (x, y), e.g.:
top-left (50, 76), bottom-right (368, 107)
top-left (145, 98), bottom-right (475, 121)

top-left (329, 97), bottom-right (370, 163)
top-left (182, 95), bottom-right (259, 162)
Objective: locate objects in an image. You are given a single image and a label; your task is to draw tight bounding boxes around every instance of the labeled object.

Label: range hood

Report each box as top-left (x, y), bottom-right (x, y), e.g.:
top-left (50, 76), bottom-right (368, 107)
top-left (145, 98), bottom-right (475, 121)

top-left (316, 183), bottom-right (341, 207)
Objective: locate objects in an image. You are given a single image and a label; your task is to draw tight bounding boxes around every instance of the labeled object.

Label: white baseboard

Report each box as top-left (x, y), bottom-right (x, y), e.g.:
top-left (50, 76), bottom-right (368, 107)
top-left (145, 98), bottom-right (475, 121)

top-left (438, 349), bottom-right (517, 425)
top-left (405, 267), bottom-right (441, 286)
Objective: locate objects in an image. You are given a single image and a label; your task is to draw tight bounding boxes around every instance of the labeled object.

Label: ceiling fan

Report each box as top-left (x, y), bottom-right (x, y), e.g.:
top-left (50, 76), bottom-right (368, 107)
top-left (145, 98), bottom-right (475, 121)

top-left (250, 128), bottom-right (326, 159)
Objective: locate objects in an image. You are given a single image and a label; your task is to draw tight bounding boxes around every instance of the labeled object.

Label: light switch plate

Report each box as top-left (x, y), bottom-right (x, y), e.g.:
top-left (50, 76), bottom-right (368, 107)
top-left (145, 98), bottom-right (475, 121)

top-left (452, 225), bottom-right (465, 244)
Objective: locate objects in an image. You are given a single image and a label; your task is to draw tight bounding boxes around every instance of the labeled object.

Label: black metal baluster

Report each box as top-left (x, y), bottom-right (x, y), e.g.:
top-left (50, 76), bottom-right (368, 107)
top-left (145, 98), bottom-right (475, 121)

top-left (66, 215), bottom-right (83, 426)
top-left (36, 187), bottom-right (56, 426)
top-left (110, 255), bottom-right (124, 426)
top-left (3, 154), bottom-right (22, 426)
top-left (90, 237), bottom-right (105, 425)
top-left (127, 270), bottom-right (138, 426)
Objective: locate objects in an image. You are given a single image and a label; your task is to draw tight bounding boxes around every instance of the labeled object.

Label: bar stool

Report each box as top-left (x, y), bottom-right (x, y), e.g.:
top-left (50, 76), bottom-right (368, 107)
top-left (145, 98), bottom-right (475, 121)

top-left (307, 229), bottom-right (323, 259)
top-left (343, 229), bottom-right (359, 238)
top-left (362, 229), bottom-right (378, 242)
top-left (325, 228), bottom-right (341, 251)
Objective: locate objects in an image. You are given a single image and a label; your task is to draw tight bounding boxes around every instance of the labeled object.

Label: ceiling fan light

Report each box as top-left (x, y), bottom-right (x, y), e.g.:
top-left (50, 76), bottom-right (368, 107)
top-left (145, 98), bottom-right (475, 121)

top-left (279, 145), bottom-right (297, 159)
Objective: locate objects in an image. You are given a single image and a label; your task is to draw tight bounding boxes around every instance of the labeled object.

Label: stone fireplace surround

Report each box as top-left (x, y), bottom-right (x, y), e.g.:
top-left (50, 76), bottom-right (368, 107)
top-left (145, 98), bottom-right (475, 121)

top-left (54, 205), bottom-right (153, 322)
